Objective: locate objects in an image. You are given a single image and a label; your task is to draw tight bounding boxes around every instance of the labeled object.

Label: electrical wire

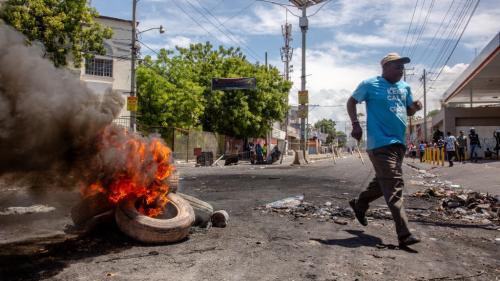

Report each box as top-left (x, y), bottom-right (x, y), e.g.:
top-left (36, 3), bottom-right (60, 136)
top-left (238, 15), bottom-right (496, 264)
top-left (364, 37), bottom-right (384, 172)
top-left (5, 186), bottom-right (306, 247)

top-left (412, 0), bottom-right (456, 65)
top-left (423, 0), bottom-right (480, 98)
top-left (412, 0), bottom-right (475, 99)
top-left (413, 0), bottom-right (479, 101)
top-left (307, 0), bottom-right (333, 17)
top-left (401, 0), bottom-right (420, 55)
top-left (404, 0), bottom-right (426, 57)
top-left (408, 0), bottom-right (436, 59)
top-left (220, 0), bottom-right (258, 25)
top-left (189, 0), bottom-right (263, 62)
top-left (171, 0), bottom-right (227, 47)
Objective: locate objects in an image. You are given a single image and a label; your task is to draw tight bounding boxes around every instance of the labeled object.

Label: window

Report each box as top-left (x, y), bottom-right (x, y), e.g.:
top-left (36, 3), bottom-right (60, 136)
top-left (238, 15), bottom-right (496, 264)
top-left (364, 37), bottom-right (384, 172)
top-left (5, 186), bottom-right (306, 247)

top-left (85, 58), bottom-right (113, 77)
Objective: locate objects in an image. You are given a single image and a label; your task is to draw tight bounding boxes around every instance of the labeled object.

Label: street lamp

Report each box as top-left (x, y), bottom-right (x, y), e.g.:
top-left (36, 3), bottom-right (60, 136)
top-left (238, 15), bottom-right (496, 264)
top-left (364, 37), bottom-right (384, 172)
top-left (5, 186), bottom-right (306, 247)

top-left (137, 25), bottom-right (165, 35)
top-left (288, 0), bottom-right (325, 152)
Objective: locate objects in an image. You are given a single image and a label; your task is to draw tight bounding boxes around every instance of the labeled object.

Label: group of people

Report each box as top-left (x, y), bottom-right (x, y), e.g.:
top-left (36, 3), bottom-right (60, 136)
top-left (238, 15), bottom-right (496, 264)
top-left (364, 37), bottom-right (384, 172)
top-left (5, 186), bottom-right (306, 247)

top-left (407, 128), bottom-right (482, 166)
top-left (248, 142), bottom-right (281, 165)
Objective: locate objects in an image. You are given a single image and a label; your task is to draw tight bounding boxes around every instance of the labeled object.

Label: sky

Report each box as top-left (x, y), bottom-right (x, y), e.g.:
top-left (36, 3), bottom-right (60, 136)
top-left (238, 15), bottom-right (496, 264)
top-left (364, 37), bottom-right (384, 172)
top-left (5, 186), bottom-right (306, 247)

top-left (92, 0), bottom-right (500, 128)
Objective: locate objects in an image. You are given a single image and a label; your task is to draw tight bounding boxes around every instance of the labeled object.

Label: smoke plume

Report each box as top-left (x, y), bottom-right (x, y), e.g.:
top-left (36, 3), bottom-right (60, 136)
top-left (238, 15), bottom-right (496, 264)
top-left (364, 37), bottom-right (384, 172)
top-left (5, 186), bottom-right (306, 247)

top-left (0, 24), bottom-right (125, 184)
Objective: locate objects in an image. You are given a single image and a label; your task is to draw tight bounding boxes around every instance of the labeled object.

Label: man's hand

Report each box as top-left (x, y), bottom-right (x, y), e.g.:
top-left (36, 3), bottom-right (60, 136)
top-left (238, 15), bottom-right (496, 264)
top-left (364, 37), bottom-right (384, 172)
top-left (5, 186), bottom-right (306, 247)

top-left (351, 122), bottom-right (362, 142)
top-left (407, 100), bottom-right (423, 116)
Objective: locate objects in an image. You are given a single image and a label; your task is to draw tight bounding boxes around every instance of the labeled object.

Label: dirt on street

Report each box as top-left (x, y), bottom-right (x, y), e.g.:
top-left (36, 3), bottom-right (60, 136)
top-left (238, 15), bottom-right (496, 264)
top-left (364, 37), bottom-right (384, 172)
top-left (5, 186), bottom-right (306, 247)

top-left (0, 156), bottom-right (499, 281)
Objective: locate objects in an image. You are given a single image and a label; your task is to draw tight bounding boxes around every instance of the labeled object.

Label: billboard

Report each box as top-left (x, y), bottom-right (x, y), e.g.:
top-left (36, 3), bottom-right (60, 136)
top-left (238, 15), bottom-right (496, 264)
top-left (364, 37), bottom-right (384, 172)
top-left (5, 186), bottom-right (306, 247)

top-left (211, 77), bottom-right (256, 90)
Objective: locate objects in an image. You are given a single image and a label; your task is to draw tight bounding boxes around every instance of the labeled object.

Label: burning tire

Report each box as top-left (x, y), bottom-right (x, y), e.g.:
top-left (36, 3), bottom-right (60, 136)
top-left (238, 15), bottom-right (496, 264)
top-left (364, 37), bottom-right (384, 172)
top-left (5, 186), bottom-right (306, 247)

top-left (115, 193), bottom-right (195, 243)
top-left (177, 192), bottom-right (213, 227)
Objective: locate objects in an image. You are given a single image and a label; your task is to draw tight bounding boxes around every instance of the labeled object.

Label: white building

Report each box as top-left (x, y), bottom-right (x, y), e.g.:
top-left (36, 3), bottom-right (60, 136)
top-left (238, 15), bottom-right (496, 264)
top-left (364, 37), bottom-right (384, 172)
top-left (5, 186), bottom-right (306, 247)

top-left (78, 16), bottom-right (134, 129)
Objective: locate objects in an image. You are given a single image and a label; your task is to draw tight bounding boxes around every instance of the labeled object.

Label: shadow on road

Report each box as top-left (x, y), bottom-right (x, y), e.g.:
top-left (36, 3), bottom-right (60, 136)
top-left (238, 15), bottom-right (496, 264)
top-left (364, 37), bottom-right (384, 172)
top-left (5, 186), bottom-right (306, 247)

top-left (310, 230), bottom-right (382, 248)
top-left (310, 230), bottom-right (419, 253)
top-left (0, 224), bottom-right (135, 281)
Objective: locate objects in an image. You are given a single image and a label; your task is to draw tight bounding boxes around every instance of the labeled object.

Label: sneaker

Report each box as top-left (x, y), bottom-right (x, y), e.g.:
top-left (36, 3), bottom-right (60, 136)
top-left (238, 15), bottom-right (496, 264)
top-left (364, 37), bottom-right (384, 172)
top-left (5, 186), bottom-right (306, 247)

top-left (399, 234), bottom-right (421, 247)
top-left (349, 199), bottom-right (368, 226)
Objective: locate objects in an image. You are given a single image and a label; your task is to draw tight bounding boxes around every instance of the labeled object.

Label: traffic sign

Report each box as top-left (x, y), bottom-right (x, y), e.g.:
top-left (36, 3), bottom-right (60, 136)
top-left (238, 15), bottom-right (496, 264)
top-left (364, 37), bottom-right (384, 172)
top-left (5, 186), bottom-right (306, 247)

top-left (127, 96), bottom-right (138, 112)
top-left (298, 90), bottom-right (308, 104)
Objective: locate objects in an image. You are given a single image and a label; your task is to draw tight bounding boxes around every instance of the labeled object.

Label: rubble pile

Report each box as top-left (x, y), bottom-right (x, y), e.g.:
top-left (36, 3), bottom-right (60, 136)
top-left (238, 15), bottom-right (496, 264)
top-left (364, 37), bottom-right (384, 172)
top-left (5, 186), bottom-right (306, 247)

top-left (411, 180), bottom-right (499, 225)
top-left (256, 195), bottom-right (354, 223)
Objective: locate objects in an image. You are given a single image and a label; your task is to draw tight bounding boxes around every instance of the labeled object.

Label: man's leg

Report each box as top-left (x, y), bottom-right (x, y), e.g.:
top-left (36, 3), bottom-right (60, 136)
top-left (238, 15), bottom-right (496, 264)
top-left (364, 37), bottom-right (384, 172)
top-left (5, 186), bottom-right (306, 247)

top-left (356, 177), bottom-right (383, 213)
top-left (368, 145), bottom-right (412, 241)
top-left (470, 145), bottom-right (476, 162)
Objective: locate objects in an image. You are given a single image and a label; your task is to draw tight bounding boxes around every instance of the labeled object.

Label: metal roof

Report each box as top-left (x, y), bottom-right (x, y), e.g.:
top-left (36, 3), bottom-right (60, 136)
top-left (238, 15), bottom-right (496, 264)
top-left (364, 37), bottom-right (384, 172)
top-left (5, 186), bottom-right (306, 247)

top-left (442, 32), bottom-right (500, 105)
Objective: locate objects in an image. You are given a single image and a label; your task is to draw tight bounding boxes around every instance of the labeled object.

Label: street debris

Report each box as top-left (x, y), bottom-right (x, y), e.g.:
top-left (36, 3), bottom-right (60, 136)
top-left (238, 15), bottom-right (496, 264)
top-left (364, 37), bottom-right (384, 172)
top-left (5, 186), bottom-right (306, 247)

top-left (257, 196), bottom-right (354, 223)
top-left (410, 176), bottom-right (499, 226)
top-left (265, 195), bottom-right (304, 209)
top-left (0, 204), bottom-right (55, 215)
top-left (211, 210), bottom-right (229, 228)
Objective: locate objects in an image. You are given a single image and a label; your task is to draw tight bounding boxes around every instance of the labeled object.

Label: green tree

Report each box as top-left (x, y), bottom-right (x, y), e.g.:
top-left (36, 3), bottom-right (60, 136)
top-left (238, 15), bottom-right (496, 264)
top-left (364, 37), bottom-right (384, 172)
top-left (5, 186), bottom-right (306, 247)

top-left (136, 50), bottom-right (205, 130)
top-left (137, 42), bottom-right (291, 138)
top-left (1, 0), bottom-right (112, 67)
top-left (314, 119), bottom-right (337, 144)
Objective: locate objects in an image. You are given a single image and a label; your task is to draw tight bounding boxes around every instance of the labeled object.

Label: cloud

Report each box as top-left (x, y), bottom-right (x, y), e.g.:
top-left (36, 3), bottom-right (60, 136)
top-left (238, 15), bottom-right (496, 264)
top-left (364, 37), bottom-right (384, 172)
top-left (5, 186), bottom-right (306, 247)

top-left (335, 33), bottom-right (394, 47)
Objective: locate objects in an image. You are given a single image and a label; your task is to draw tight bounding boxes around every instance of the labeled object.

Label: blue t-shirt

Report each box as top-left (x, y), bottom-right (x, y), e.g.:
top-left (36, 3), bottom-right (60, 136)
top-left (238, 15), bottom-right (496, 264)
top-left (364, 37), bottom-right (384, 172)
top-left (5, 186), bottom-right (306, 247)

top-left (352, 76), bottom-right (413, 151)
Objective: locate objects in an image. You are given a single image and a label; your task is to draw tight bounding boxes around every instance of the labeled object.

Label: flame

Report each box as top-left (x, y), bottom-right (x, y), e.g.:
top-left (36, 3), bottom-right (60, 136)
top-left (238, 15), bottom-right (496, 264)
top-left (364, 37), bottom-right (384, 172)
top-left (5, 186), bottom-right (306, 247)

top-left (80, 126), bottom-right (174, 217)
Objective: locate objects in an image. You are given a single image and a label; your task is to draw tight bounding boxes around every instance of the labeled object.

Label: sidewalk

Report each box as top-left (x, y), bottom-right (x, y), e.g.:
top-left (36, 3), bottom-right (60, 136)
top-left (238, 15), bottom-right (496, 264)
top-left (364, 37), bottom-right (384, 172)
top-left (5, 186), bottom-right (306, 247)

top-left (405, 158), bottom-right (500, 195)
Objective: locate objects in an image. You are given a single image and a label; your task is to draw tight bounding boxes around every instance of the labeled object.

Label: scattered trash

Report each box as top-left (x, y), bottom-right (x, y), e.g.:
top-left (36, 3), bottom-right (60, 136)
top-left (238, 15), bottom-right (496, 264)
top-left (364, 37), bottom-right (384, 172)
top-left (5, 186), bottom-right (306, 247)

top-left (333, 219), bottom-right (348, 225)
top-left (211, 210), bottom-right (229, 228)
top-left (0, 204), bottom-right (56, 215)
top-left (265, 195), bottom-right (304, 209)
top-left (411, 181), bottom-right (499, 224)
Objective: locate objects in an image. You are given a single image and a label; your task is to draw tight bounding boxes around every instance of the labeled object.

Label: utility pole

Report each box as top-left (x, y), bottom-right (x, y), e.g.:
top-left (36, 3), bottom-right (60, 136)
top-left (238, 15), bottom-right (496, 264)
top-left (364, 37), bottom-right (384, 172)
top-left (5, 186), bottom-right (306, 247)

top-left (404, 67), bottom-right (414, 138)
top-left (422, 69), bottom-right (427, 142)
top-left (289, 0), bottom-right (325, 153)
top-left (299, 6), bottom-right (307, 152)
top-left (280, 22), bottom-right (293, 164)
top-left (130, 0), bottom-right (137, 132)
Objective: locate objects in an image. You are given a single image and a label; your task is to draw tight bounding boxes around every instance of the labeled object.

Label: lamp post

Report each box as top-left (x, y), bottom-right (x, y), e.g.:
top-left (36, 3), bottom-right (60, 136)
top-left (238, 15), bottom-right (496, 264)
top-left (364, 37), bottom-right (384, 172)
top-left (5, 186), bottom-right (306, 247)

top-left (130, 0), bottom-right (165, 132)
top-left (289, 0), bottom-right (324, 152)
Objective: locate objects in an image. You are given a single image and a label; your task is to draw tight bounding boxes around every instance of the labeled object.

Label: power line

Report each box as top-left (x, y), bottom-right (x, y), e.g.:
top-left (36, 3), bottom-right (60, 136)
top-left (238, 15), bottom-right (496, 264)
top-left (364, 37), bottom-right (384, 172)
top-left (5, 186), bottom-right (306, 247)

top-left (308, 0), bottom-right (333, 17)
top-left (220, 0), bottom-right (258, 25)
top-left (189, 0), bottom-right (263, 62)
top-left (401, 0), bottom-right (420, 55)
top-left (171, 0), bottom-right (227, 47)
top-left (414, 0), bottom-right (479, 101)
top-left (412, 0), bottom-right (475, 99)
top-left (425, 0), bottom-right (480, 96)
top-left (403, 0), bottom-right (426, 57)
top-left (412, 0), bottom-right (456, 65)
top-left (408, 0), bottom-right (436, 59)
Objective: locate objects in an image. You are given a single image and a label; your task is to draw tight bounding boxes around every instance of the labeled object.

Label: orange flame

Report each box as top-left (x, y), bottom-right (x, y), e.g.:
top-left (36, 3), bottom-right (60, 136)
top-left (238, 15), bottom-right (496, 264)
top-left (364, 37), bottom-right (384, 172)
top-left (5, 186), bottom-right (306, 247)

top-left (80, 127), bottom-right (174, 217)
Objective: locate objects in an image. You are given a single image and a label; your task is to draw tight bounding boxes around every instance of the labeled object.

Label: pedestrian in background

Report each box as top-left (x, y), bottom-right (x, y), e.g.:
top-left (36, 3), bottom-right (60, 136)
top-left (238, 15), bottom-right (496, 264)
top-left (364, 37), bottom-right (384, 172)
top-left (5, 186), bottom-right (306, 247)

top-left (468, 128), bottom-right (481, 163)
top-left (347, 52), bottom-right (422, 247)
top-left (457, 130), bottom-right (467, 163)
top-left (445, 132), bottom-right (457, 167)
top-left (419, 140), bottom-right (426, 162)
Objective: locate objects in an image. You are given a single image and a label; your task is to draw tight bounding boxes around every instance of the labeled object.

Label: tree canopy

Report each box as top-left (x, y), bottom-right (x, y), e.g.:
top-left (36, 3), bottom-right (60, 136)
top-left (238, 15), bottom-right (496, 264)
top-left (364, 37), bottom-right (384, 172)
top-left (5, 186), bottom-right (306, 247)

top-left (137, 42), bottom-right (291, 138)
top-left (1, 0), bottom-right (112, 67)
top-left (313, 118), bottom-right (337, 144)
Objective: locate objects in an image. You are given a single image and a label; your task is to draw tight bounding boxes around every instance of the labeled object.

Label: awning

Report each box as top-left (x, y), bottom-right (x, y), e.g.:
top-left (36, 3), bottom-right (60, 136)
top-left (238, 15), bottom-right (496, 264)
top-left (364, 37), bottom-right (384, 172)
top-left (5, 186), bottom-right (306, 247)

top-left (442, 32), bottom-right (500, 106)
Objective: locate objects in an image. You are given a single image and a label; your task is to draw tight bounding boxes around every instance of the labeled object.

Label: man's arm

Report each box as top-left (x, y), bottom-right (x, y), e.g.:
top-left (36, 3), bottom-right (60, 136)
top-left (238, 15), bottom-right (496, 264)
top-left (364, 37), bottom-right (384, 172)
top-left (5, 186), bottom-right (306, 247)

top-left (346, 96), bottom-right (362, 141)
top-left (407, 100), bottom-right (423, 116)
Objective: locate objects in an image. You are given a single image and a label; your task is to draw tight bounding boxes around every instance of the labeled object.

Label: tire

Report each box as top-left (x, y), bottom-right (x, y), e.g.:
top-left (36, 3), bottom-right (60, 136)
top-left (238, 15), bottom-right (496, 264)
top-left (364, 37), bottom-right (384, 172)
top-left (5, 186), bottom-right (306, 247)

top-left (177, 192), bottom-right (214, 227)
top-left (115, 193), bottom-right (195, 243)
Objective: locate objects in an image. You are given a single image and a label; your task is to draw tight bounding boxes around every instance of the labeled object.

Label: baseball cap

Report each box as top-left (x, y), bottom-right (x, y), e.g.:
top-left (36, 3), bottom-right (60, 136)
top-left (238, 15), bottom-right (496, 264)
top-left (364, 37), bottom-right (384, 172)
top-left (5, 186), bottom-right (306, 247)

top-left (380, 52), bottom-right (411, 66)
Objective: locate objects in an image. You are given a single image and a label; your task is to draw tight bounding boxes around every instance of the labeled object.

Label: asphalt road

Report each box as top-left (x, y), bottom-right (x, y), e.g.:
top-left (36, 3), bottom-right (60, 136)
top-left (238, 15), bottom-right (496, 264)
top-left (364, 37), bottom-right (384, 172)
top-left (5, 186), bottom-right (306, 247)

top-left (0, 155), bottom-right (499, 281)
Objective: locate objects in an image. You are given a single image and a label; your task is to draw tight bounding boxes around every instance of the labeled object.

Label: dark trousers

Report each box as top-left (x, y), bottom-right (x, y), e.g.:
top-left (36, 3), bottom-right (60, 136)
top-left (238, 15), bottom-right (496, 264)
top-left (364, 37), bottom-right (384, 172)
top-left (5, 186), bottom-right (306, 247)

top-left (419, 150), bottom-right (425, 162)
top-left (446, 151), bottom-right (455, 166)
top-left (356, 144), bottom-right (411, 240)
top-left (457, 147), bottom-right (465, 162)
